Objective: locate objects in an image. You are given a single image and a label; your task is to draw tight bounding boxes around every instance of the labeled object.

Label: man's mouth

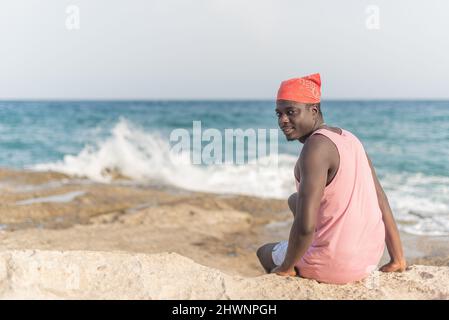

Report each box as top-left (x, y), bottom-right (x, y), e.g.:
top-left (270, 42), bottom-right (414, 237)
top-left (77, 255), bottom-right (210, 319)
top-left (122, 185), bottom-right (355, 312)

top-left (282, 127), bottom-right (295, 135)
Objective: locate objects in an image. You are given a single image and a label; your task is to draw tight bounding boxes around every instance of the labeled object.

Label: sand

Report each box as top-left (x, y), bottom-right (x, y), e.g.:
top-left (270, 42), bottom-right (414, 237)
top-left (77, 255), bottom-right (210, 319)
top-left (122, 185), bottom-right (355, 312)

top-left (0, 167), bottom-right (448, 299)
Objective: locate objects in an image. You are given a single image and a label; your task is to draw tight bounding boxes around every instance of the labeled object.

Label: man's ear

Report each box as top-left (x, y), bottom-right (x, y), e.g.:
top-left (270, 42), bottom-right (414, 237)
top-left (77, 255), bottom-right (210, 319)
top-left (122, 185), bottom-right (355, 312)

top-left (308, 104), bottom-right (319, 116)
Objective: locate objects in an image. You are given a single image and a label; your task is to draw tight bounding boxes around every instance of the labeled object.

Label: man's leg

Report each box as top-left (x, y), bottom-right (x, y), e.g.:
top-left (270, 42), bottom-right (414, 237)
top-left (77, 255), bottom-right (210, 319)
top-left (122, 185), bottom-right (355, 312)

top-left (256, 194), bottom-right (297, 273)
top-left (256, 242), bottom-right (279, 273)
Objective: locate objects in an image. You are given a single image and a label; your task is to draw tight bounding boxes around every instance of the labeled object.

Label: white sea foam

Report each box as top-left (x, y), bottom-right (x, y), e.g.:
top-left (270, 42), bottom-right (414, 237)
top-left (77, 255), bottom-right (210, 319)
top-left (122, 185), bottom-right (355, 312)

top-left (381, 173), bottom-right (449, 236)
top-left (31, 118), bottom-right (449, 236)
top-left (32, 118), bottom-right (297, 199)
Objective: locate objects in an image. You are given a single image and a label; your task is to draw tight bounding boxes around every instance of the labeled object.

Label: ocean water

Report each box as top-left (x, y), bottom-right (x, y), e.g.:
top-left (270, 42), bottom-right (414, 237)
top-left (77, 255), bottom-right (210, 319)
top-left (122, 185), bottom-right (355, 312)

top-left (1, 100), bottom-right (448, 236)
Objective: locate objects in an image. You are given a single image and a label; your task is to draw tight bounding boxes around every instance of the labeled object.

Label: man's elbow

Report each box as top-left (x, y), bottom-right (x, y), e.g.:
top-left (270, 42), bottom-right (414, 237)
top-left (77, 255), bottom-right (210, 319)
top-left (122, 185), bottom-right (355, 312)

top-left (297, 223), bottom-right (316, 236)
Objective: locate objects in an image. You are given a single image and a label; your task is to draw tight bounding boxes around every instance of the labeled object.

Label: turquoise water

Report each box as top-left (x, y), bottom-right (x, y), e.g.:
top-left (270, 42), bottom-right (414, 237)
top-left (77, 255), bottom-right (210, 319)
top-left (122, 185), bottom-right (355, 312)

top-left (1, 100), bottom-right (448, 235)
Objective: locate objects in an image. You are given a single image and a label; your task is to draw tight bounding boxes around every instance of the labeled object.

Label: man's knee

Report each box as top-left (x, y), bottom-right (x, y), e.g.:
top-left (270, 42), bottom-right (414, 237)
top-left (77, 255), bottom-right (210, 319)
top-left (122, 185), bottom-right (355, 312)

top-left (256, 243), bottom-right (277, 273)
top-left (288, 192), bottom-right (297, 215)
top-left (256, 246), bottom-right (263, 260)
top-left (256, 244), bottom-right (268, 261)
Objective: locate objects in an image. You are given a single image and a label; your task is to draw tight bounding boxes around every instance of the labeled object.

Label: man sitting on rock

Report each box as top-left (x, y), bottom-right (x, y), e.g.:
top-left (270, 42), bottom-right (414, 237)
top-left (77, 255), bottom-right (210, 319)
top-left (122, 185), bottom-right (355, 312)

top-left (256, 73), bottom-right (406, 284)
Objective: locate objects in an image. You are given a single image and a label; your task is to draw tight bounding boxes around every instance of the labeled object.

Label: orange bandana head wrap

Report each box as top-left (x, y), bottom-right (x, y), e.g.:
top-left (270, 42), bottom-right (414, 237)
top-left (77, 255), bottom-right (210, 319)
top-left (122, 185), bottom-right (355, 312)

top-left (277, 73), bottom-right (321, 103)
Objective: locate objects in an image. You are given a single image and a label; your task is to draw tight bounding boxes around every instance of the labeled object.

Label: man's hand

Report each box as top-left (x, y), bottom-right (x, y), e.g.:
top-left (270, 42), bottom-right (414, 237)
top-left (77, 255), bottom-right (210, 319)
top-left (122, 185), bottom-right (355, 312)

top-left (270, 264), bottom-right (298, 277)
top-left (380, 259), bottom-right (407, 272)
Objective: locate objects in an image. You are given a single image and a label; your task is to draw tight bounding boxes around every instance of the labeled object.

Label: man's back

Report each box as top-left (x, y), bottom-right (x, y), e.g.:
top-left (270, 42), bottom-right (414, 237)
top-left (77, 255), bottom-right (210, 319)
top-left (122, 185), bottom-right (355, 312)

top-left (295, 128), bottom-right (385, 284)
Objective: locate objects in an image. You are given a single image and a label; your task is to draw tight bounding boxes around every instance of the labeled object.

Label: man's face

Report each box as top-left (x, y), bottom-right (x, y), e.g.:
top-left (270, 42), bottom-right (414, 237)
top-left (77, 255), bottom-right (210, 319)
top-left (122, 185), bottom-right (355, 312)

top-left (275, 100), bottom-right (317, 141)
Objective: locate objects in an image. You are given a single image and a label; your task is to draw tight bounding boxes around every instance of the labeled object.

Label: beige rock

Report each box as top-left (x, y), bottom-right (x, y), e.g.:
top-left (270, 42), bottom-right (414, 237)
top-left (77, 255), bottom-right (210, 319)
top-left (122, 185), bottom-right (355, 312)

top-left (0, 250), bottom-right (448, 300)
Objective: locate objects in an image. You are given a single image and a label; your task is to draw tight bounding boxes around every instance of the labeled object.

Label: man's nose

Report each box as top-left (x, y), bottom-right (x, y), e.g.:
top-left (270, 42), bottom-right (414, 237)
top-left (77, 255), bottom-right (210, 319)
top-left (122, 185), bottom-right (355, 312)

top-left (279, 114), bottom-right (289, 124)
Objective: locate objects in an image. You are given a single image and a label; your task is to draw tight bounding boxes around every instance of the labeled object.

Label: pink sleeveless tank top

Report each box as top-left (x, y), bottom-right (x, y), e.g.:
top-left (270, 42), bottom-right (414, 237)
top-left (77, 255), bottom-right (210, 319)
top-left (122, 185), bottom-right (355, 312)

top-left (295, 128), bottom-right (385, 284)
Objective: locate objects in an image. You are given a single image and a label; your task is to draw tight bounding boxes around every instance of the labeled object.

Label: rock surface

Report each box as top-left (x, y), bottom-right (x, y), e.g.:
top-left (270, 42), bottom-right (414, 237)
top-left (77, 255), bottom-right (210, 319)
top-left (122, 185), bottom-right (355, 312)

top-left (1, 250), bottom-right (448, 300)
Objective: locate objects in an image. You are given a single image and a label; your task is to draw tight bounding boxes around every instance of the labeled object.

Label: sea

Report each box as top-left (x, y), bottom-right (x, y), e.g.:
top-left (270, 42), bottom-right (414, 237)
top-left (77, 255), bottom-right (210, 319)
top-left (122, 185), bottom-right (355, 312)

top-left (1, 100), bottom-right (448, 236)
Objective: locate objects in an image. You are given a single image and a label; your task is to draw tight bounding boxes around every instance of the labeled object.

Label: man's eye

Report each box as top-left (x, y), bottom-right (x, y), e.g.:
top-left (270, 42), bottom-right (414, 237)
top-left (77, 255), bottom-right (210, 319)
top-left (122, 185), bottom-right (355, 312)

top-left (276, 112), bottom-right (281, 117)
top-left (287, 110), bottom-right (295, 115)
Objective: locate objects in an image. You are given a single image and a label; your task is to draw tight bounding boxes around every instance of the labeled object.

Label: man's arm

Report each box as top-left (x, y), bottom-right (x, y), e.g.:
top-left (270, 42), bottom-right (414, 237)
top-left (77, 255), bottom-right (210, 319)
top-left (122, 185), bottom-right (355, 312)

top-left (366, 153), bottom-right (407, 272)
top-left (272, 135), bottom-right (330, 275)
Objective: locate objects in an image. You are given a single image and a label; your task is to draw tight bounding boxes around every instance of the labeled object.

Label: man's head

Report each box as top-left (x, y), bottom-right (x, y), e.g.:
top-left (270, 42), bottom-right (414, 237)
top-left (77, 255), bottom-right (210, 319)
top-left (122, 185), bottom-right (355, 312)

top-left (276, 101), bottom-right (323, 141)
top-left (275, 73), bottom-right (323, 142)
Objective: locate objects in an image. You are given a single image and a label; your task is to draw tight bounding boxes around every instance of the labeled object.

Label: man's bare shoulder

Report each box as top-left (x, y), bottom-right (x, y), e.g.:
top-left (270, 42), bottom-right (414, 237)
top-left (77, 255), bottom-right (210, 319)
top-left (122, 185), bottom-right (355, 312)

top-left (295, 133), bottom-right (338, 180)
top-left (301, 133), bottom-right (335, 159)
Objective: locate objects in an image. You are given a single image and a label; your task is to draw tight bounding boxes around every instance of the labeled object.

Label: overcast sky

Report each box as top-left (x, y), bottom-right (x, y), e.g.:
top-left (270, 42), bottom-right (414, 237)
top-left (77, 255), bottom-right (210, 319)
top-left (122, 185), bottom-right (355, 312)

top-left (0, 0), bottom-right (448, 100)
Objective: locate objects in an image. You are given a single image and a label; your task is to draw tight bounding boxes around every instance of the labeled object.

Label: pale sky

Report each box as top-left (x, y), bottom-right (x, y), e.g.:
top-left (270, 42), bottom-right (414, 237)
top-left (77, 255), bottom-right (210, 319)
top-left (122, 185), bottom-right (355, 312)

top-left (1, 0), bottom-right (448, 100)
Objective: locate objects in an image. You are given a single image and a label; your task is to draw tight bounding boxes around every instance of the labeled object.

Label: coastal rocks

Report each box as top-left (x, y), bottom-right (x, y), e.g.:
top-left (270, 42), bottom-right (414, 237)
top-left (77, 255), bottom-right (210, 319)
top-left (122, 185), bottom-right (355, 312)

top-left (0, 250), bottom-right (448, 300)
top-left (0, 250), bottom-right (229, 299)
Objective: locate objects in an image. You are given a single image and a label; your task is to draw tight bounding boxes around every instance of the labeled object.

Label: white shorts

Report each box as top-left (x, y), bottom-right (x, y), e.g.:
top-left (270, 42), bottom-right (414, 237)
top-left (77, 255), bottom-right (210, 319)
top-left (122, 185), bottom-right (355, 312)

top-left (271, 240), bottom-right (288, 266)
